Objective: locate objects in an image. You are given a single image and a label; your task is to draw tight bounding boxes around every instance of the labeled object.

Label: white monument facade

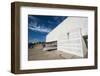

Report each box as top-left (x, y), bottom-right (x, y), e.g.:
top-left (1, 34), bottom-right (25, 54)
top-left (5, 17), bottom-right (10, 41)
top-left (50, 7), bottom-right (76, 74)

top-left (46, 17), bottom-right (88, 57)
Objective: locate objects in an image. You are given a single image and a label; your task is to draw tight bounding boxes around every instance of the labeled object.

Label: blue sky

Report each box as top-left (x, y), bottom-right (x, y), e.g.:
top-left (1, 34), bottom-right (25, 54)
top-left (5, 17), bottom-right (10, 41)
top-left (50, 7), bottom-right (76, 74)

top-left (28, 15), bottom-right (67, 43)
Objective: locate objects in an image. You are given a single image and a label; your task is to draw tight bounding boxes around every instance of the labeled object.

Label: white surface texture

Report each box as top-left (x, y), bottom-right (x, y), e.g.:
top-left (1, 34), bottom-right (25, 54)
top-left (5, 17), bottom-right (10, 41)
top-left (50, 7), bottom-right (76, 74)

top-left (0, 0), bottom-right (100, 76)
top-left (46, 17), bottom-right (88, 57)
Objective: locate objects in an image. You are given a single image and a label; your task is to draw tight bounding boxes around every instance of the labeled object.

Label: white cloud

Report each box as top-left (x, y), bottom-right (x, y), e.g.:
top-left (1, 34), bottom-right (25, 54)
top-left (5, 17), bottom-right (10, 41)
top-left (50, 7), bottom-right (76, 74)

top-left (28, 16), bottom-right (52, 33)
top-left (28, 26), bottom-right (52, 33)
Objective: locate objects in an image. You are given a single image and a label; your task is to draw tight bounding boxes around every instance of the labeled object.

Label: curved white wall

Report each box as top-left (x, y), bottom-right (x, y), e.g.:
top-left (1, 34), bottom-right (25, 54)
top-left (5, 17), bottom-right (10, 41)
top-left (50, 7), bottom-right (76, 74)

top-left (46, 17), bottom-right (88, 57)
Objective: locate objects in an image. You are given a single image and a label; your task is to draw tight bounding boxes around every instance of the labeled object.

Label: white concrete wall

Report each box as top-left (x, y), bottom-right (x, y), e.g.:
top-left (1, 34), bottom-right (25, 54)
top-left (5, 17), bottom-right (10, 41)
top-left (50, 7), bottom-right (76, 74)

top-left (46, 17), bottom-right (88, 57)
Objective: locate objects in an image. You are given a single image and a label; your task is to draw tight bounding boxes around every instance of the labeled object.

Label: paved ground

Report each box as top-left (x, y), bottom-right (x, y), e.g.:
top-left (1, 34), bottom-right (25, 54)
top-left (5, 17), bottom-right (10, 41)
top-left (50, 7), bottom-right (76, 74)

top-left (28, 44), bottom-right (82, 61)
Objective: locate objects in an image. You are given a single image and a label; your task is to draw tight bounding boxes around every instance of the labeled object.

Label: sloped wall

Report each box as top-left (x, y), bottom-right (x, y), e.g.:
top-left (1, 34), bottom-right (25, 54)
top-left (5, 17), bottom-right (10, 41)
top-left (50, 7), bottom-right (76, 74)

top-left (46, 17), bottom-right (88, 57)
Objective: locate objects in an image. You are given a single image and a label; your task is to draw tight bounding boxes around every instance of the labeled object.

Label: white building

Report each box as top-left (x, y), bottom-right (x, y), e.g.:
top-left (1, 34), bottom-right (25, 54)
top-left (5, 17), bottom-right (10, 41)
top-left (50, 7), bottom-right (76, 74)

top-left (45, 17), bottom-right (88, 58)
